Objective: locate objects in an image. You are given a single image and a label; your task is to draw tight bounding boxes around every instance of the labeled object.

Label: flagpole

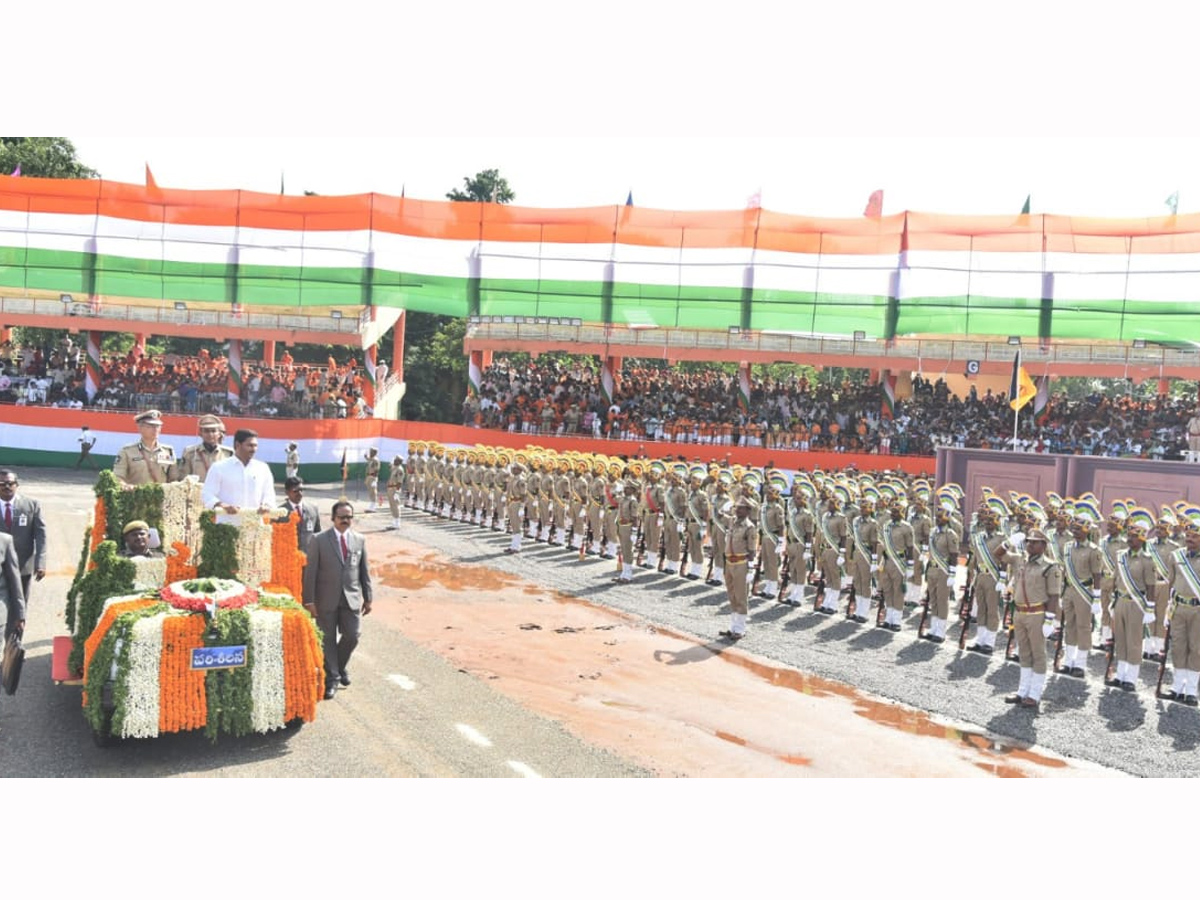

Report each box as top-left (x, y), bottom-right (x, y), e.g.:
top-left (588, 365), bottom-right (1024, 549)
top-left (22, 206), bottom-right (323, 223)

top-left (1013, 404), bottom-right (1019, 451)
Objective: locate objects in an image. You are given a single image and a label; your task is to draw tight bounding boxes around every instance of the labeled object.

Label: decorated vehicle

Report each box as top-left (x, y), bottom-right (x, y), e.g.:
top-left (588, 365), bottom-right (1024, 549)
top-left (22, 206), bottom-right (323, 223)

top-left (59, 471), bottom-right (324, 746)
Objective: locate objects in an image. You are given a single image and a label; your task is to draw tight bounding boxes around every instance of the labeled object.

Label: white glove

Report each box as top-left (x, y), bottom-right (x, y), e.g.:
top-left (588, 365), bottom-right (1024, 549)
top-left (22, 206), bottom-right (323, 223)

top-left (836, 554), bottom-right (845, 567)
top-left (699, 527), bottom-right (707, 541)
top-left (841, 575), bottom-right (854, 588)
top-left (677, 523), bottom-right (685, 535)
top-left (1143, 611), bottom-right (1155, 625)
top-left (905, 565), bottom-right (914, 578)
top-left (1091, 602), bottom-right (1101, 617)
top-left (1008, 532), bottom-right (1026, 552)
top-left (869, 555), bottom-right (879, 574)
top-left (804, 543), bottom-right (812, 552)
top-left (1043, 622), bottom-right (1055, 639)
top-left (776, 541), bottom-right (785, 557)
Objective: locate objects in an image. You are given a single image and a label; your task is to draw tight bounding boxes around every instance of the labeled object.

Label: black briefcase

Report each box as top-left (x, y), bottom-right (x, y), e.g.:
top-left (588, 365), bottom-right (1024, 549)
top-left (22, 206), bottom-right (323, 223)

top-left (2, 633), bottom-right (24, 695)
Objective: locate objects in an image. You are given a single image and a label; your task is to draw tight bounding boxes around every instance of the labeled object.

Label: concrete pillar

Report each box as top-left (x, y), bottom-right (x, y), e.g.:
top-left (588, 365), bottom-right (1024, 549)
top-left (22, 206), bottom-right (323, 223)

top-left (263, 340), bottom-right (276, 368)
top-left (391, 310), bottom-right (406, 384)
top-left (227, 338), bottom-right (243, 408)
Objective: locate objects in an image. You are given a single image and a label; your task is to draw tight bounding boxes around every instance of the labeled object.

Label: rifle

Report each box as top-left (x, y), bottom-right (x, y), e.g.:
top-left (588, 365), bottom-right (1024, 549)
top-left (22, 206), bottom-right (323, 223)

top-left (876, 572), bottom-right (890, 627)
top-left (657, 520), bottom-right (667, 572)
top-left (917, 584), bottom-right (933, 638)
top-left (679, 522), bottom-right (691, 576)
top-left (579, 511), bottom-right (593, 561)
top-left (1052, 607), bottom-right (1066, 673)
top-left (779, 547), bottom-right (790, 594)
top-left (1155, 605), bottom-right (1174, 700)
top-left (634, 514), bottom-right (647, 567)
top-left (1103, 617), bottom-right (1118, 684)
top-left (1003, 594), bottom-right (1020, 662)
top-left (957, 575), bottom-right (975, 651)
top-left (749, 540), bottom-right (762, 594)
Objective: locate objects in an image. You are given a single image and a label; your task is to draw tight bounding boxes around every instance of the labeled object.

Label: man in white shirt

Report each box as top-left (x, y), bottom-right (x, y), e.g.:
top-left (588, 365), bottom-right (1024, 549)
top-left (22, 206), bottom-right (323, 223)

top-left (202, 428), bottom-right (277, 520)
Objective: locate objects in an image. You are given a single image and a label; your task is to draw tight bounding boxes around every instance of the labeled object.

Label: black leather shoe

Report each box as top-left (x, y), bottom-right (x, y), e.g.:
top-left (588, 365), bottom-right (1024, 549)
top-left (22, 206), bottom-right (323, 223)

top-left (853, 615), bottom-right (868, 624)
top-left (1161, 689), bottom-right (1180, 701)
top-left (1004, 694), bottom-right (1023, 704)
top-left (928, 635), bottom-right (945, 644)
top-left (1120, 681), bottom-right (1136, 692)
top-left (1104, 677), bottom-right (1121, 688)
top-left (887, 623), bottom-right (902, 632)
top-left (1068, 667), bottom-right (1086, 678)
top-left (323, 686), bottom-right (338, 700)
top-left (706, 578), bottom-right (722, 586)
top-left (1185, 695), bottom-right (1199, 706)
top-left (340, 671), bottom-right (351, 687)
top-left (920, 633), bottom-right (934, 641)
top-left (684, 573), bottom-right (700, 581)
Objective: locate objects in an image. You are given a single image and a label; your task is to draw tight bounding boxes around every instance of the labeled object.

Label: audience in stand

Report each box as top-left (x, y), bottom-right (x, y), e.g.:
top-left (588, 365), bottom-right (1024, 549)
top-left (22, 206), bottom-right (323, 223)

top-left (467, 358), bottom-right (1198, 460)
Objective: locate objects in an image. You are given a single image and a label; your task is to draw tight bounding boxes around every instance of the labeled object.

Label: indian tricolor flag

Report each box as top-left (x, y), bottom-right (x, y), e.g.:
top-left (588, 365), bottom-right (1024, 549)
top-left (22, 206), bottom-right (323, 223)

top-left (1034, 376), bottom-right (1050, 425)
top-left (881, 371), bottom-right (897, 419)
top-left (737, 364), bottom-right (752, 413)
top-left (600, 357), bottom-right (616, 406)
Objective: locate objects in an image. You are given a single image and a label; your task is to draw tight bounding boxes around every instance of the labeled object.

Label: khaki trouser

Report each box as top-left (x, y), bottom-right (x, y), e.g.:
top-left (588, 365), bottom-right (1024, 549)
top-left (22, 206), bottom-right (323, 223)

top-left (927, 566), bottom-right (952, 620)
top-left (1170, 602), bottom-right (1200, 672)
top-left (1014, 610), bottom-right (1048, 674)
top-left (879, 562), bottom-right (905, 611)
top-left (725, 561), bottom-right (750, 615)
top-left (787, 540), bottom-right (806, 584)
top-left (1113, 597), bottom-right (1146, 668)
top-left (1099, 573), bottom-right (1115, 633)
top-left (664, 518), bottom-right (682, 563)
top-left (1063, 588), bottom-right (1094, 652)
top-left (819, 546), bottom-right (841, 588)
top-left (974, 575), bottom-right (1001, 632)
top-left (618, 523), bottom-right (634, 564)
top-left (1153, 581), bottom-right (1169, 639)
top-left (850, 550), bottom-right (872, 597)
top-left (762, 536), bottom-right (781, 580)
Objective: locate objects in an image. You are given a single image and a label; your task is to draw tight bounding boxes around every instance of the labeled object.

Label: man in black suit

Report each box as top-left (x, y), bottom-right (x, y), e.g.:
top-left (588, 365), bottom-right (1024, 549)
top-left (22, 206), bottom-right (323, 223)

top-left (302, 500), bottom-right (372, 700)
top-left (0, 469), bottom-right (46, 605)
top-left (282, 476), bottom-right (322, 555)
top-left (0, 532), bottom-right (25, 641)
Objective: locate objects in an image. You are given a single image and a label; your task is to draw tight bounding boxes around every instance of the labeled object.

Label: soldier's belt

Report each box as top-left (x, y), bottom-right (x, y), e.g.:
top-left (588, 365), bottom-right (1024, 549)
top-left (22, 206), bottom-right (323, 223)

top-left (1175, 596), bottom-right (1200, 607)
top-left (1015, 604), bottom-right (1045, 613)
top-left (727, 554), bottom-right (749, 563)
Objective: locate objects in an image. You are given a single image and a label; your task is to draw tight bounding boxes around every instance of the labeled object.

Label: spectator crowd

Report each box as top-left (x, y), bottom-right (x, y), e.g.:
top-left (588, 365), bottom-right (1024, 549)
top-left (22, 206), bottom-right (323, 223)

top-left (0, 337), bottom-right (377, 419)
top-left (464, 357), bottom-right (1199, 460)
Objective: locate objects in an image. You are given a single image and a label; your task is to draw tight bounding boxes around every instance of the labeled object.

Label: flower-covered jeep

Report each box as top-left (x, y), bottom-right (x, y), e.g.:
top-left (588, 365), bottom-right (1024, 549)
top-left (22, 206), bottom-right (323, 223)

top-left (60, 472), bottom-right (324, 746)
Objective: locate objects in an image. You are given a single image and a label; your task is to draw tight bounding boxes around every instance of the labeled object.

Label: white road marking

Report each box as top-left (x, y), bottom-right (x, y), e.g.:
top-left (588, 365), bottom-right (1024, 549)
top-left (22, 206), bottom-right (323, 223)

top-left (506, 760), bottom-right (542, 778)
top-left (387, 674), bottom-right (416, 690)
top-left (455, 723), bottom-right (493, 747)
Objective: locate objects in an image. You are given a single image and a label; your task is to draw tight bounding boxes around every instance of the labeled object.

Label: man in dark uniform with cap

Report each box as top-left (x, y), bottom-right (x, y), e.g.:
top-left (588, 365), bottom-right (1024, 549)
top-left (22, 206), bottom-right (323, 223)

top-left (112, 409), bottom-right (177, 486)
top-left (174, 414), bottom-right (233, 482)
top-left (118, 520), bottom-right (165, 558)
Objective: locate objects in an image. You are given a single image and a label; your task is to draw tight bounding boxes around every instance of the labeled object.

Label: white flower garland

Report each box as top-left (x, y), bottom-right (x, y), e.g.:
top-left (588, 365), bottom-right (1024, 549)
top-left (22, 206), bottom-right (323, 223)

top-left (120, 612), bottom-right (165, 739)
top-left (235, 510), bottom-right (274, 588)
top-left (161, 478), bottom-right (202, 550)
top-left (249, 608), bottom-right (286, 733)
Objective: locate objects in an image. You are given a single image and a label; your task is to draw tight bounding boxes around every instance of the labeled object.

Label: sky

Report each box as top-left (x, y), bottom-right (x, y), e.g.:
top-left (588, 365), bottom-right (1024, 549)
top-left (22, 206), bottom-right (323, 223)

top-left (14, 1), bottom-right (1200, 222)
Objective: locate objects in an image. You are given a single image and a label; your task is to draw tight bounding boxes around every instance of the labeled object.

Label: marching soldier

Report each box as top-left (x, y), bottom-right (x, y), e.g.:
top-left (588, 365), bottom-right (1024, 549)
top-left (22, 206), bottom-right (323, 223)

top-left (1162, 517), bottom-right (1200, 704)
top-left (965, 510), bottom-right (1008, 654)
top-left (663, 471), bottom-right (687, 574)
top-left (1145, 511), bottom-right (1179, 663)
top-left (504, 462), bottom-right (528, 554)
top-left (1097, 509), bottom-right (1127, 649)
top-left (1004, 528), bottom-right (1062, 711)
top-left (815, 496), bottom-right (849, 614)
top-left (878, 501), bottom-right (915, 630)
top-left (174, 414), bottom-right (233, 482)
top-left (550, 458), bottom-right (571, 545)
top-left (615, 478), bottom-right (639, 583)
top-left (364, 448), bottom-right (381, 511)
top-left (684, 472), bottom-right (711, 580)
top-left (921, 504), bottom-right (961, 643)
top-left (586, 462), bottom-right (607, 556)
top-left (709, 485), bottom-right (732, 586)
top-left (112, 409), bottom-right (177, 486)
top-left (907, 497), bottom-right (933, 608)
top-left (757, 482), bottom-right (785, 599)
top-left (385, 455), bottom-right (406, 531)
top-left (1059, 511), bottom-right (1106, 677)
top-left (848, 497), bottom-right (879, 623)
top-left (720, 498), bottom-right (758, 641)
top-left (1107, 512), bottom-right (1157, 692)
top-left (781, 485), bottom-right (814, 605)
top-left (641, 467), bottom-right (665, 568)
top-left (491, 456), bottom-right (510, 531)
top-left (538, 459), bottom-right (557, 541)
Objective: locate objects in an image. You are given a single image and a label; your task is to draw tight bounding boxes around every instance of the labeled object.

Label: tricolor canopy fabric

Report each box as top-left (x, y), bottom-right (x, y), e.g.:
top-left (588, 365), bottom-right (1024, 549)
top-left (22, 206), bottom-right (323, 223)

top-left (2, 175), bottom-right (1200, 342)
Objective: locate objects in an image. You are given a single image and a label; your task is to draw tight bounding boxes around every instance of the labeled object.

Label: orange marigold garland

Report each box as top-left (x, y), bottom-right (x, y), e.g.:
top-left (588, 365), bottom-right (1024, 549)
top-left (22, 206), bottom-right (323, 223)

top-left (269, 512), bottom-right (307, 600)
top-left (158, 613), bottom-right (208, 734)
top-left (281, 608), bottom-right (324, 722)
top-left (88, 496), bottom-right (107, 569)
top-left (165, 542), bottom-right (198, 584)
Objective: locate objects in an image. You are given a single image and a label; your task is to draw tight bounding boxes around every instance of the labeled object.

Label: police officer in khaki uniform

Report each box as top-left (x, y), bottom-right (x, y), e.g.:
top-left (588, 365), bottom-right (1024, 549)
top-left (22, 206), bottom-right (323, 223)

top-left (1107, 515), bottom-right (1157, 692)
top-left (112, 409), bottom-right (177, 486)
top-left (614, 479), bottom-right (639, 583)
top-left (878, 502), bottom-right (915, 630)
top-left (720, 498), bottom-right (758, 641)
top-left (1098, 512), bottom-right (1127, 649)
top-left (757, 484), bottom-right (785, 599)
top-left (1162, 519), bottom-right (1200, 704)
top-left (965, 511), bottom-right (1008, 654)
top-left (816, 497), bottom-right (849, 614)
top-left (385, 455), bottom-right (406, 530)
top-left (848, 498), bottom-right (879, 623)
top-left (174, 414), bottom-right (233, 482)
top-left (364, 448), bottom-right (381, 512)
top-left (1059, 514), bottom-right (1106, 677)
top-left (923, 506), bottom-right (961, 643)
top-left (1005, 528), bottom-right (1062, 710)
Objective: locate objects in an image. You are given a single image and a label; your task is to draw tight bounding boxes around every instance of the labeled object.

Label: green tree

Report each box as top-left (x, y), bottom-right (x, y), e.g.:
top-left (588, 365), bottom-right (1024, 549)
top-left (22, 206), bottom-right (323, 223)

top-left (445, 168), bottom-right (515, 203)
top-left (0, 137), bottom-right (98, 179)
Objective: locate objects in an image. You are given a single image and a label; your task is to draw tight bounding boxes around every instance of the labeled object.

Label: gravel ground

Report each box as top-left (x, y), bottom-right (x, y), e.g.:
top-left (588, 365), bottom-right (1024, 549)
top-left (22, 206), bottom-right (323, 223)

top-left (395, 508), bottom-right (1198, 777)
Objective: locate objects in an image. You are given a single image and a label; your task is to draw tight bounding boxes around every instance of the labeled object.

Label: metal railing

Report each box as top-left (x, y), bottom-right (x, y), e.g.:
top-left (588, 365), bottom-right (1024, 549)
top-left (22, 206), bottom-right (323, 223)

top-left (0, 294), bottom-right (372, 335)
top-left (465, 322), bottom-right (1200, 368)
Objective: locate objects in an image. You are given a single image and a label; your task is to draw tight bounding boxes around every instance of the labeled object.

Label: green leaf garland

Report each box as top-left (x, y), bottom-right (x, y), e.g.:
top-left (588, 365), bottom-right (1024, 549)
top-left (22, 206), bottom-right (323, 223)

top-left (196, 510), bottom-right (240, 580)
top-left (203, 608), bottom-right (254, 741)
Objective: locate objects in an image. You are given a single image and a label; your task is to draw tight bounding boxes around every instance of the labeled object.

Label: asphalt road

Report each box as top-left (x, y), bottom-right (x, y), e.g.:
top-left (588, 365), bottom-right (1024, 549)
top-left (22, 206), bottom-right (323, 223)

top-left (0, 468), bottom-right (646, 778)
